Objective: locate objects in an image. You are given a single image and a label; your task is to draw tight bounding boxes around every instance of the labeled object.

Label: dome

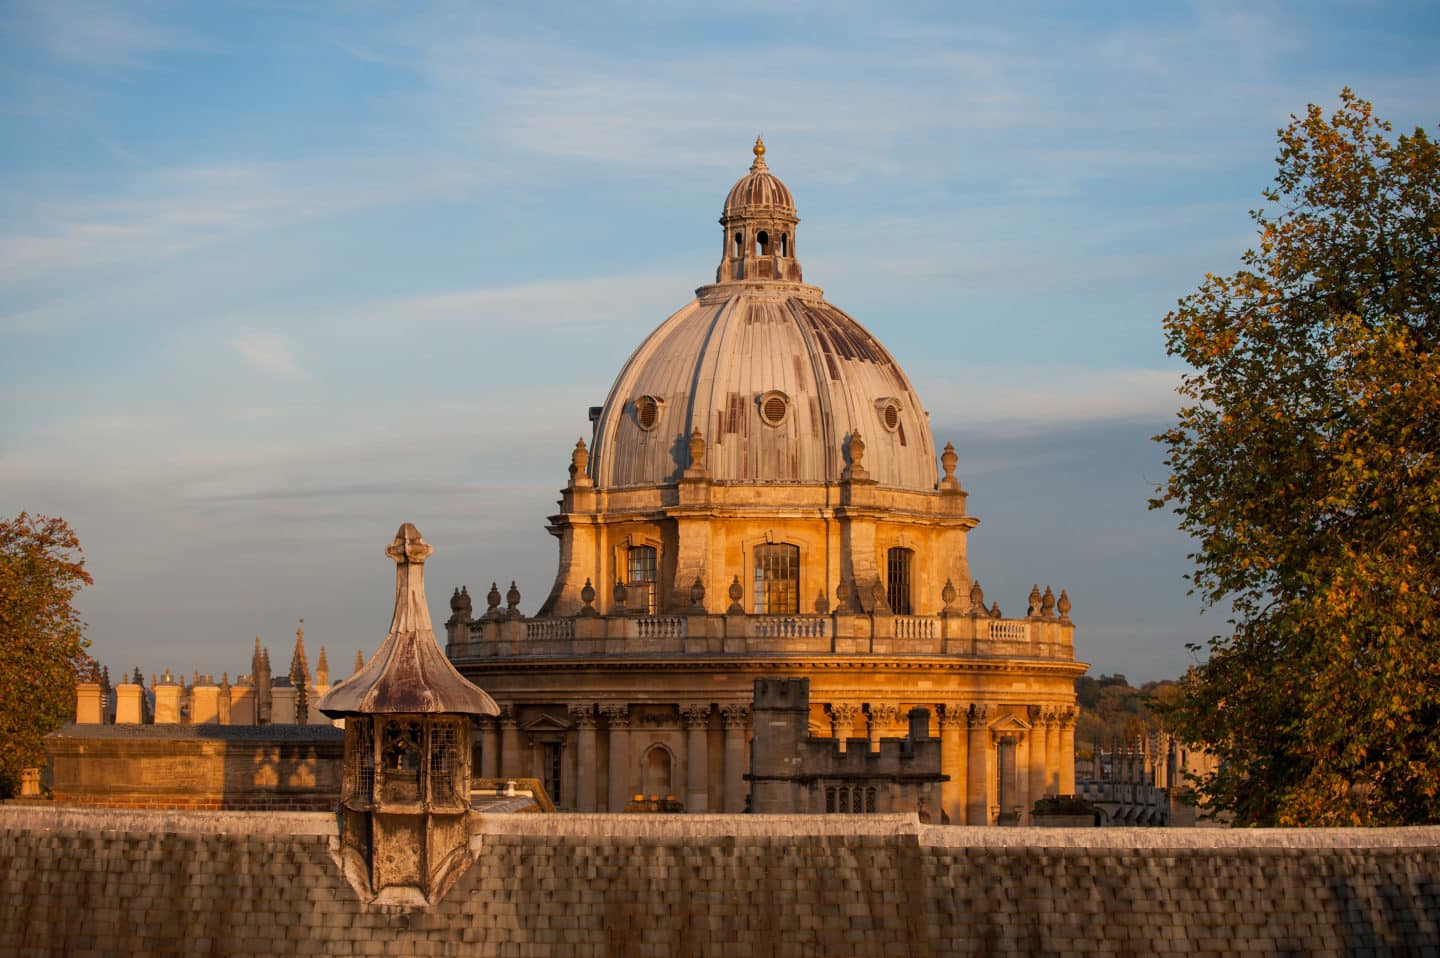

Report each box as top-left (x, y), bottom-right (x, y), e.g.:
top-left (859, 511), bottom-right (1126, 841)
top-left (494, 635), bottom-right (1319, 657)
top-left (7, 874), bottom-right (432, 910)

top-left (589, 140), bottom-right (938, 492)
top-left (724, 137), bottom-right (795, 215)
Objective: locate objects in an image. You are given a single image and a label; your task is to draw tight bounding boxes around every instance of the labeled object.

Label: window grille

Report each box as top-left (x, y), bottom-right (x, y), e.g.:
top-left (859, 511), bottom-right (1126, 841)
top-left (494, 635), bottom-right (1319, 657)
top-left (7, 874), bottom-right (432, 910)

top-left (429, 720), bottom-right (459, 802)
top-left (753, 543), bottom-right (800, 615)
top-left (381, 719), bottom-right (423, 798)
top-left (865, 787), bottom-right (877, 813)
top-left (350, 721), bottom-right (375, 801)
top-left (825, 787), bottom-right (836, 813)
top-left (628, 545), bottom-right (658, 614)
top-left (838, 787), bottom-right (850, 813)
top-left (886, 547), bottom-right (914, 615)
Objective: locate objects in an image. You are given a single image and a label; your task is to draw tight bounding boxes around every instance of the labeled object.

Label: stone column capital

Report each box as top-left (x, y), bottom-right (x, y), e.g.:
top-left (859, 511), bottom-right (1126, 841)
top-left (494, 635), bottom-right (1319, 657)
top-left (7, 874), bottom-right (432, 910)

top-left (967, 703), bottom-right (990, 728)
top-left (721, 704), bottom-right (750, 729)
top-left (601, 704), bottom-right (630, 730)
top-left (498, 704), bottom-right (517, 729)
top-left (938, 704), bottom-right (970, 730)
top-left (569, 704), bottom-right (598, 729)
top-left (828, 702), bottom-right (862, 724)
top-left (868, 704), bottom-right (899, 724)
top-left (681, 704), bottom-right (712, 727)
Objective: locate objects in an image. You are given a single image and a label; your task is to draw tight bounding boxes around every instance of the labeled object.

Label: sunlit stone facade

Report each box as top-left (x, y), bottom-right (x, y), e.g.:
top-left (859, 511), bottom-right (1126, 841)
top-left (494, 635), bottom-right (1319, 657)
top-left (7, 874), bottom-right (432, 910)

top-left (446, 139), bottom-right (1085, 824)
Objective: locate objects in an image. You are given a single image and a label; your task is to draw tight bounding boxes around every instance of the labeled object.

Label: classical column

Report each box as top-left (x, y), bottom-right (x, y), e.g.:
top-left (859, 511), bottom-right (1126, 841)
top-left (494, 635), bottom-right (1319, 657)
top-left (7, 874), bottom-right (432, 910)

top-left (966, 704), bottom-right (990, 825)
top-left (1027, 706), bottom-right (1047, 818)
top-left (570, 705), bottom-right (598, 812)
top-left (939, 705), bottom-right (968, 827)
top-left (867, 704), bottom-right (898, 754)
top-left (830, 703), bottom-right (861, 754)
top-left (721, 704), bottom-right (750, 812)
top-left (1060, 706), bottom-right (1078, 795)
top-left (478, 716), bottom-right (499, 778)
top-left (499, 705), bottom-right (524, 778)
top-left (682, 704), bottom-right (711, 813)
top-left (603, 705), bottom-right (631, 812)
top-left (1044, 707), bottom-right (1061, 795)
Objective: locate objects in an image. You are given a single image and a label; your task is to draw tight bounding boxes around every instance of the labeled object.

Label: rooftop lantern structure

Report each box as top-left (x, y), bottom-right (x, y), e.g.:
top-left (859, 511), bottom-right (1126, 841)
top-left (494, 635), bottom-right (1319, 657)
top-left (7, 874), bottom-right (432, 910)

top-left (319, 523), bottom-right (499, 906)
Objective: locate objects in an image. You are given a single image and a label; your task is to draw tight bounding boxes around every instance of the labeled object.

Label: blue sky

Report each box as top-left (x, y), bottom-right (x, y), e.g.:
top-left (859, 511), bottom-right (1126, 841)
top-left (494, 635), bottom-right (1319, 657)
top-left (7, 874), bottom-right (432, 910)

top-left (2, 1), bottom-right (1436, 685)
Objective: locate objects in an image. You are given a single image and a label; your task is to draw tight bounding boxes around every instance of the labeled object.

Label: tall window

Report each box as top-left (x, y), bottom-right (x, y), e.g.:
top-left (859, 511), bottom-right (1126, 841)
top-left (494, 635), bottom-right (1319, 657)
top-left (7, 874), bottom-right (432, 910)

top-left (543, 742), bottom-right (563, 809)
top-left (753, 543), bottom-right (800, 615)
top-left (887, 547), bottom-right (914, 615)
top-left (628, 545), bottom-right (657, 614)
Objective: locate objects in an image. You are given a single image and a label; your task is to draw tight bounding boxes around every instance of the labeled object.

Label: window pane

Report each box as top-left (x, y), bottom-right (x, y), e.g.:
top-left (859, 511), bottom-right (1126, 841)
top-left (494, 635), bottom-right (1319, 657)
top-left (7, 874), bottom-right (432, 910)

top-left (887, 548), bottom-right (913, 615)
top-left (753, 544), bottom-right (799, 615)
top-left (628, 545), bottom-right (657, 614)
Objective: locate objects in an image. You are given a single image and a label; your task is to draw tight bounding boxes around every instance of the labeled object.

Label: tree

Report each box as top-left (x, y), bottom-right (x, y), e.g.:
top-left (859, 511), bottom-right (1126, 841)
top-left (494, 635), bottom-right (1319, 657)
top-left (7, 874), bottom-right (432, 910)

top-left (1152, 90), bottom-right (1440, 825)
top-left (0, 513), bottom-right (96, 797)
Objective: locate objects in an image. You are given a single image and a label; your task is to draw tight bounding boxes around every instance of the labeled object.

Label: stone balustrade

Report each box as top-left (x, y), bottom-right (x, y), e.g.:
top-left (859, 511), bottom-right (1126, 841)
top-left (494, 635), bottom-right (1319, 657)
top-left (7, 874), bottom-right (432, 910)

top-left (446, 609), bottom-right (1074, 662)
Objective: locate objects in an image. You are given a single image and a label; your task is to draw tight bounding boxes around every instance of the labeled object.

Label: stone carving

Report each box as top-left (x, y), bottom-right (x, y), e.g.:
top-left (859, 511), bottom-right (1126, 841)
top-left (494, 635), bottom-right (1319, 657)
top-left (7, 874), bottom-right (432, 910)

top-left (498, 704), bottom-right (517, 729)
top-left (569, 438), bottom-right (590, 482)
top-left (989, 601), bottom-right (1002, 619)
top-left (506, 581), bottom-right (522, 618)
top-left (449, 586), bottom-right (472, 624)
top-left (870, 577), bottom-right (888, 612)
top-left (868, 704), bottom-right (899, 733)
top-left (1041, 586), bottom-right (1056, 619)
top-left (836, 578), bottom-right (852, 611)
top-left (941, 578), bottom-right (957, 611)
top-left (726, 575), bottom-right (745, 615)
top-left (485, 582), bottom-right (502, 620)
top-left (969, 579), bottom-right (984, 615)
top-left (939, 441), bottom-right (963, 492)
top-left (967, 703), bottom-right (990, 727)
top-left (842, 431), bottom-right (870, 482)
top-left (938, 704), bottom-right (969, 729)
top-left (1027, 584), bottom-right (1043, 617)
top-left (684, 428), bottom-right (707, 479)
top-left (579, 578), bottom-right (597, 616)
top-left (613, 578), bottom-right (628, 610)
top-left (829, 703), bottom-right (861, 739)
top-left (721, 704), bottom-right (750, 728)
top-left (569, 704), bottom-right (598, 729)
top-left (1057, 589), bottom-right (1072, 622)
top-left (689, 576), bottom-right (706, 611)
top-left (600, 704), bottom-right (630, 729)
top-left (681, 704), bottom-right (711, 727)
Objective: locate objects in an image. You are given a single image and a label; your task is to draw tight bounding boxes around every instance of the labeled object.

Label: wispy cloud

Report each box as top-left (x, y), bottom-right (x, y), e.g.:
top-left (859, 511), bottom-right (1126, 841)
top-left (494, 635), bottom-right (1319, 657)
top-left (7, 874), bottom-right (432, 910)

top-left (230, 332), bottom-right (304, 378)
top-left (11, 0), bottom-right (197, 68)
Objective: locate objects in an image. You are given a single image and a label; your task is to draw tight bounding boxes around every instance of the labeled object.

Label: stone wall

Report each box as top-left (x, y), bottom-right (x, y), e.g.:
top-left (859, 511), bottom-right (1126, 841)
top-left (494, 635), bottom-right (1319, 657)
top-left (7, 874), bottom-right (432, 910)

top-left (2, 807), bottom-right (1437, 956)
top-left (44, 724), bottom-right (343, 811)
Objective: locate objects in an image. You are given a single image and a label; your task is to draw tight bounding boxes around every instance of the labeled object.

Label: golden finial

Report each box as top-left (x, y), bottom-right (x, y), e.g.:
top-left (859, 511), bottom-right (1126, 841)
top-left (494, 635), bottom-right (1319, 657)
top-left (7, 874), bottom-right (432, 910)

top-left (753, 134), bottom-right (765, 158)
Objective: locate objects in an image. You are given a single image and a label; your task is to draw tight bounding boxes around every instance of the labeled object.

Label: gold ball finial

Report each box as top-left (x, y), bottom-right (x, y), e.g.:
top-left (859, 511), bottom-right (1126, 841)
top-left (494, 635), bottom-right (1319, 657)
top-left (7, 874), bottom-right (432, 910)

top-left (753, 134), bottom-right (765, 158)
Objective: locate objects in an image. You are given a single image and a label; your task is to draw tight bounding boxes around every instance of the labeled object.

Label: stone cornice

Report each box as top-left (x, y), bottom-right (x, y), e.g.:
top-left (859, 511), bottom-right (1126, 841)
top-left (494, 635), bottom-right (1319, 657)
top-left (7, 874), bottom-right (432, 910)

top-left (456, 655), bottom-right (1089, 678)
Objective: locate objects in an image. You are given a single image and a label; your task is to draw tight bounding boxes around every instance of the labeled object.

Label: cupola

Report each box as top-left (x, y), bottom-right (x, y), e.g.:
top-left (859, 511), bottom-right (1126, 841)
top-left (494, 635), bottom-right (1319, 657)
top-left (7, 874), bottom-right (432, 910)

top-left (716, 136), bottom-right (803, 283)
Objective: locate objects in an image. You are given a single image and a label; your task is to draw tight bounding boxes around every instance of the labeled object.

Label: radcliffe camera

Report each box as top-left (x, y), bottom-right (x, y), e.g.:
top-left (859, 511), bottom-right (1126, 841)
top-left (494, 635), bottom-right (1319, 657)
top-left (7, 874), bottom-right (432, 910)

top-left (1, 5), bottom-right (1437, 956)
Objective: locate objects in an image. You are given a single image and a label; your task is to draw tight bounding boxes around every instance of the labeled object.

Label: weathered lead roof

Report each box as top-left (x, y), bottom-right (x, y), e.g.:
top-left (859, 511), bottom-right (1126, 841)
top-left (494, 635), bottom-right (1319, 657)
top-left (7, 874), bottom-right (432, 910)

top-left (590, 140), bottom-right (939, 492)
top-left (318, 524), bottom-right (499, 718)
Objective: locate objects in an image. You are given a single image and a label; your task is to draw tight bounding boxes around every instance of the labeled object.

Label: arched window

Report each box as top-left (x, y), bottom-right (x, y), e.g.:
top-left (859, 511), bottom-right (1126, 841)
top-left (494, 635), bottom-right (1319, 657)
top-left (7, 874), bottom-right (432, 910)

top-left (780, 233), bottom-right (789, 257)
top-left (643, 744), bottom-right (673, 798)
top-left (756, 230), bottom-right (770, 255)
top-left (628, 545), bottom-right (657, 614)
top-left (733, 232), bottom-right (743, 258)
top-left (753, 543), bottom-right (799, 615)
top-left (887, 547), bottom-right (914, 615)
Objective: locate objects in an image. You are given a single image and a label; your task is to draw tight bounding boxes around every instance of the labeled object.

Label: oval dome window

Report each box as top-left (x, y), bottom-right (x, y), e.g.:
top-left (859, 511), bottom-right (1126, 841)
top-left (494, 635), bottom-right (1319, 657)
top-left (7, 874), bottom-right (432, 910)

top-left (635, 396), bottom-right (660, 430)
top-left (758, 391), bottom-right (789, 427)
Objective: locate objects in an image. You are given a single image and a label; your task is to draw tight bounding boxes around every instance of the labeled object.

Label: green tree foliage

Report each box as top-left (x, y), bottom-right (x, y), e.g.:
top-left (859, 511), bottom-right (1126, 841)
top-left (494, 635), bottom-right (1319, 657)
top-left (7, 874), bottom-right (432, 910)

top-left (1153, 91), bottom-right (1440, 825)
top-left (0, 513), bottom-right (97, 797)
top-left (1074, 674), bottom-right (1177, 760)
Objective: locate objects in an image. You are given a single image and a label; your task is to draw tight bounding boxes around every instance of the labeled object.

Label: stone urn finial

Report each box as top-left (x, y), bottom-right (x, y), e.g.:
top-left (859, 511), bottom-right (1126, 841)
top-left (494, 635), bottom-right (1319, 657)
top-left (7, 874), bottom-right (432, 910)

top-left (969, 579), bottom-right (984, 615)
top-left (836, 578), bottom-right (852, 610)
top-left (1027, 584), bottom-right (1043, 618)
top-left (726, 575), bottom-right (745, 615)
top-left (689, 576), bottom-right (706, 610)
top-left (842, 431), bottom-right (870, 482)
top-left (568, 438), bottom-right (592, 487)
top-left (687, 428), bottom-right (706, 478)
top-left (579, 578), bottom-right (597, 616)
top-left (1057, 589), bottom-right (1072, 622)
top-left (1041, 585), bottom-right (1056, 618)
top-left (505, 581), bottom-right (522, 618)
top-left (941, 578), bottom-right (957, 610)
top-left (486, 582), bottom-right (502, 619)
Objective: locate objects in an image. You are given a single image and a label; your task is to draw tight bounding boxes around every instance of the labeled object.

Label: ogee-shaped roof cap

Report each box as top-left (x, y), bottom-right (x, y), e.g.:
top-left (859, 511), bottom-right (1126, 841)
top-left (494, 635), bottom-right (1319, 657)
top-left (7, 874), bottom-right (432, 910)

top-left (319, 523), bottom-right (498, 718)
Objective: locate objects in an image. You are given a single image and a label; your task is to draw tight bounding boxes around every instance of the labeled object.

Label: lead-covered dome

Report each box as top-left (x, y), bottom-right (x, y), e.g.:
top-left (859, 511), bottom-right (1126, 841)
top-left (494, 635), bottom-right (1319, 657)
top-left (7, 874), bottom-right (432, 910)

top-left (588, 140), bottom-right (938, 492)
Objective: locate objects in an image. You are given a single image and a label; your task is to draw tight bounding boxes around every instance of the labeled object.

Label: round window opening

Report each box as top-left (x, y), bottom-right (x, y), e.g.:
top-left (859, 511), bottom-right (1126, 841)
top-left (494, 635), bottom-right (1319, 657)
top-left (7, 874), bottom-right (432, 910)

top-left (881, 401), bottom-right (901, 432)
top-left (759, 391), bottom-right (789, 427)
top-left (635, 396), bottom-right (660, 431)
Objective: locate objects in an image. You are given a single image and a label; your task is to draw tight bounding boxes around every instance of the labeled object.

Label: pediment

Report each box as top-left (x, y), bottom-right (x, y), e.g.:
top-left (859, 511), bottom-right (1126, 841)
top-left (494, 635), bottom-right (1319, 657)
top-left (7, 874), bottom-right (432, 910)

top-left (520, 712), bottom-right (574, 734)
top-left (987, 712), bottom-right (1032, 733)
